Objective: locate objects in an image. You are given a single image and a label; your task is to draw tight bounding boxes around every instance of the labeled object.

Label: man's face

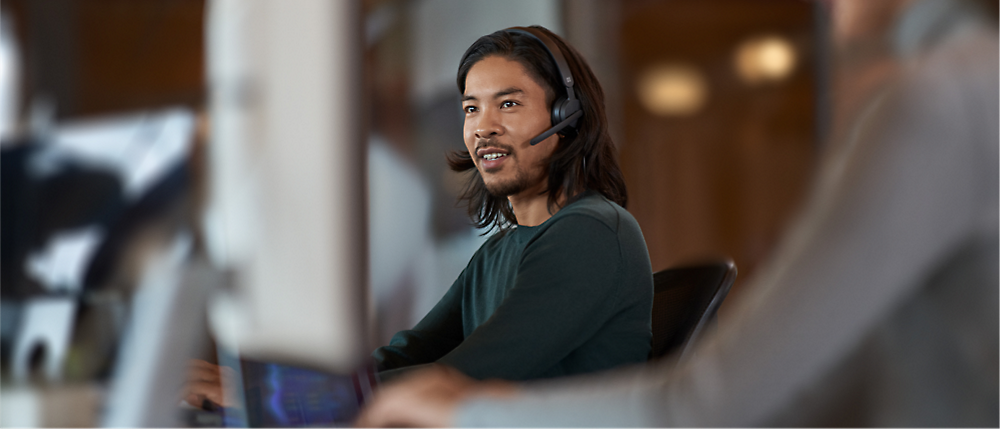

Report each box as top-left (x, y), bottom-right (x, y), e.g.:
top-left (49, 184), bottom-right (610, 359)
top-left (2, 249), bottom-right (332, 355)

top-left (462, 55), bottom-right (559, 198)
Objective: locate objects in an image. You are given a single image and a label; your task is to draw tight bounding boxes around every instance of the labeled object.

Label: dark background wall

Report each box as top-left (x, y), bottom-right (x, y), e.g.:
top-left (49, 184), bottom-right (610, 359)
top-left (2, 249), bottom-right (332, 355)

top-left (5, 0), bottom-right (205, 120)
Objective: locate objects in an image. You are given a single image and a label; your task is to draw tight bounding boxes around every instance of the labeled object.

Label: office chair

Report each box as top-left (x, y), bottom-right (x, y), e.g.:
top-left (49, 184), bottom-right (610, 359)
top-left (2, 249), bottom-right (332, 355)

top-left (649, 259), bottom-right (737, 362)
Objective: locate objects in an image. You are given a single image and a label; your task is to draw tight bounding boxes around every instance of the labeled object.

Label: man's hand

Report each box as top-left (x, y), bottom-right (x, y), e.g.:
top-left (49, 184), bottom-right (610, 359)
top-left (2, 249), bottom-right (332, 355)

top-left (355, 364), bottom-right (518, 428)
top-left (183, 359), bottom-right (237, 409)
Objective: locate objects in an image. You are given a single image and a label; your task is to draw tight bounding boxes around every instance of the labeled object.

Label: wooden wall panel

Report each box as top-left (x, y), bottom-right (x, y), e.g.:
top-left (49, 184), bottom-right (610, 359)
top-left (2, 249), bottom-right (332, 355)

top-left (7, 0), bottom-right (205, 120)
top-left (616, 0), bottom-right (818, 295)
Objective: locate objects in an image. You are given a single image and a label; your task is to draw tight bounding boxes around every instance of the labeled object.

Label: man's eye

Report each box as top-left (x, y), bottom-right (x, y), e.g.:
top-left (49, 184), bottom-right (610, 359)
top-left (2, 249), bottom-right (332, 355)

top-left (463, 105), bottom-right (477, 114)
top-left (501, 101), bottom-right (518, 109)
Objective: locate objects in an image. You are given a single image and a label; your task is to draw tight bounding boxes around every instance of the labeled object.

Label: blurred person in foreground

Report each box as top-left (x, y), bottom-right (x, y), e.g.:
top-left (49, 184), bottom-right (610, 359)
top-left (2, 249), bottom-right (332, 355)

top-left (187, 25), bottom-right (654, 407)
top-left (356, 0), bottom-right (999, 426)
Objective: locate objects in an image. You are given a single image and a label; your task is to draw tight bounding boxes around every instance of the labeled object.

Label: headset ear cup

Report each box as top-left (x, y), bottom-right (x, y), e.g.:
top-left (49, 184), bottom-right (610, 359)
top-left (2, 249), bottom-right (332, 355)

top-left (551, 99), bottom-right (568, 125)
top-left (552, 99), bottom-right (582, 132)
top-left (564, 99), bottom-right (581, 129)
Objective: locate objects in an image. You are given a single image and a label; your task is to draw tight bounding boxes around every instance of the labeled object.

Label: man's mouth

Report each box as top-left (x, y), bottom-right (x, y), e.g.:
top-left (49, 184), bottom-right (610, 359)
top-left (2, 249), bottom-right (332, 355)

top-left (476, 145), bottom-right (512, 171)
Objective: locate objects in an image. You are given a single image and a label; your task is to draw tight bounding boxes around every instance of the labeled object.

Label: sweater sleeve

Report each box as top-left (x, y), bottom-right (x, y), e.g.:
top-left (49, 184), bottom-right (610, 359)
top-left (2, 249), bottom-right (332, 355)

top-left (437, 214), bottom-right (625, 380)
top-left (371, 269), bottom-right (467, 372)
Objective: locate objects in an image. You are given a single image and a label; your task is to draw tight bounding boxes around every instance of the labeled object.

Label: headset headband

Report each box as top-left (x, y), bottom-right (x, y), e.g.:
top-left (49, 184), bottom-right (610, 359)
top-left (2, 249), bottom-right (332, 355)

top-left (503, 27), bottom-right (577, 102)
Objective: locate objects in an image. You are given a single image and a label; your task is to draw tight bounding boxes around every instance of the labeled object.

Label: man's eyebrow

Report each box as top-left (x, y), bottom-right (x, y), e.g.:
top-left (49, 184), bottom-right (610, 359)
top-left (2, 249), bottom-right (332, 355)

top-left (494, 87), bottom-right (524, 98)
top-left (461, 87), bottom-right (524, 103)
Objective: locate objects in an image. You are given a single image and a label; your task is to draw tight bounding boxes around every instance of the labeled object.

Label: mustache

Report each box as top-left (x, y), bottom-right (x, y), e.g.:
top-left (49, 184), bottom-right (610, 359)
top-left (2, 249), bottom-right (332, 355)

top-left (474, 139), bottom-right (515, 153)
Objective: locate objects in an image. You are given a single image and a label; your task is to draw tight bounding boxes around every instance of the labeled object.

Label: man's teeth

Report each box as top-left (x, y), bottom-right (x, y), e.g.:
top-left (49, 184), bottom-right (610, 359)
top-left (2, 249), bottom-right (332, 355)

top-left (483, 153), bottom-right (507, 161)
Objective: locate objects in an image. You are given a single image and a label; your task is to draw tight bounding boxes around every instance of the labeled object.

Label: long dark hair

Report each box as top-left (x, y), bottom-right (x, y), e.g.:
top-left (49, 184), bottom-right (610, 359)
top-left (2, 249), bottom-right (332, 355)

top-left (447, 25), bottom-right (628, 232)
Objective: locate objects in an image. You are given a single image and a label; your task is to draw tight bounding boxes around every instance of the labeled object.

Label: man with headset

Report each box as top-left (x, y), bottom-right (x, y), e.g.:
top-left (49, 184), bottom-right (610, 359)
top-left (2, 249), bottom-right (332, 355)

top-left (185, 25), bottom-right (652, 408)
top-left (370, 25), bottom-right (653, 382)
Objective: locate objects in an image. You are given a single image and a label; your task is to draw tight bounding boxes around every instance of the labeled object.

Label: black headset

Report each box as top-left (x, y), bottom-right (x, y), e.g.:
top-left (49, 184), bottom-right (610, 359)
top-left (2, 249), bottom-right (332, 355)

top-left (503, 27), bottom-right (584, 145)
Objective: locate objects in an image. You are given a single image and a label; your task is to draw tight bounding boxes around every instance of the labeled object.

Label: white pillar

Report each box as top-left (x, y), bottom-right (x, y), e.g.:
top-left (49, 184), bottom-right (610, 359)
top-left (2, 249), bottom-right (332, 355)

top-left (204, 0), bottom-right (367, 373)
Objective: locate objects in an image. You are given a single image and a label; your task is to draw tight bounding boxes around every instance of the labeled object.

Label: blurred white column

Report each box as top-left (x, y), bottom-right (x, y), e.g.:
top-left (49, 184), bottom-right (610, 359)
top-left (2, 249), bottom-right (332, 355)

top-left (204, 0), bottom-right (367, 372)
top-left (0, 11), bottom-right (21, 141)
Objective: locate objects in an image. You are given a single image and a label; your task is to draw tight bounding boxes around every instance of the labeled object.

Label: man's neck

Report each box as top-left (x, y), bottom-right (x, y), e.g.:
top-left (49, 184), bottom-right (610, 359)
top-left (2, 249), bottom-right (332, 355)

top-left (509, 183), bottom-right (564, 227)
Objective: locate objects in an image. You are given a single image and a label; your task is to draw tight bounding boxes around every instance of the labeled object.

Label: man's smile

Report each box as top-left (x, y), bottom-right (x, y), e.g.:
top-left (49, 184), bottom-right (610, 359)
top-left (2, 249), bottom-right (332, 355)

top-left (476, 144), bottom-right (512, 171)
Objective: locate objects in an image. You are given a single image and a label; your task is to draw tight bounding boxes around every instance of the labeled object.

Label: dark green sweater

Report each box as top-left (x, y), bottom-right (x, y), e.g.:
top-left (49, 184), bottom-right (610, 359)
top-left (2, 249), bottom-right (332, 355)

top-left (372, 192), bottom-right (653, 381)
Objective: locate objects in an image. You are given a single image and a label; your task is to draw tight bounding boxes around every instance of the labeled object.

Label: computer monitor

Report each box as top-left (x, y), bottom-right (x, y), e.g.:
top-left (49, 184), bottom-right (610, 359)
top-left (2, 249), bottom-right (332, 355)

top-left (201, 0), bottom-right (369, 374)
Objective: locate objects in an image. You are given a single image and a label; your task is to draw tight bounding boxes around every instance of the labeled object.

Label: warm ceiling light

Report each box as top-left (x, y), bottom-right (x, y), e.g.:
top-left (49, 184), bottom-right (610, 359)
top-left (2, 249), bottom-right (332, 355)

top-left (635, 63), bottom-right (708, 117)
top-left (734, 35), bottom-right (797, 84)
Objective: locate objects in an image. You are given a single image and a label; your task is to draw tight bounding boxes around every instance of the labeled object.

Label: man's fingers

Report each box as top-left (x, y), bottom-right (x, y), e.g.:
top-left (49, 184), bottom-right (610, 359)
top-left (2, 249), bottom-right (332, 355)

top-left (187, 360), bottom-right (221, 379)
top-left (187, 367), bottom-right (220, 383)
top-left (183, 359), bottom-right (240, 409)
top-left (188, 359), bottom-right (221, 372)
top-left (184, 380), bottom-right (227, 408)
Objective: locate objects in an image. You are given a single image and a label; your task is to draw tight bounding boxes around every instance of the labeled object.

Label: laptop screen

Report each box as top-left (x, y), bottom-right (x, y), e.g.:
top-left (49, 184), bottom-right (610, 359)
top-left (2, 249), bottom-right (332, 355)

top-left (223, 358), bottom-right (378, 427)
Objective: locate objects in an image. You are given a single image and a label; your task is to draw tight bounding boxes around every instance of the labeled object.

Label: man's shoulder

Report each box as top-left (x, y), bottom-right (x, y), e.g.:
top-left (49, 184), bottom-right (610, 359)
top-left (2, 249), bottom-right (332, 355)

top-left (549, 192), bottom-right (630, 232)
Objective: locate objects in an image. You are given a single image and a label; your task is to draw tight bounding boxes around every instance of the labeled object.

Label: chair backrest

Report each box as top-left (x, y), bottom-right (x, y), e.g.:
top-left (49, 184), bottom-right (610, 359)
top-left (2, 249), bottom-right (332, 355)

top-left (649, 259), bottom-right (737, 361)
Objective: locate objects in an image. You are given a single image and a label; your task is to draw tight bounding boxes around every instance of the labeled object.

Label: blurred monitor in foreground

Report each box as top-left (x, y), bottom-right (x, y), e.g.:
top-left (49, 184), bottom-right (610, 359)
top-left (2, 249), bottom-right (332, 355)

top-left (200, 0), bottom-right (369, 374)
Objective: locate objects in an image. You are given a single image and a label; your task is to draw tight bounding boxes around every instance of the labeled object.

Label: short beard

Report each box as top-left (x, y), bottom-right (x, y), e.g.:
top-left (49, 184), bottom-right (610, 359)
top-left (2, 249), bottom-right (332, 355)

top-left (483, 167), bottom-right (530, 197)
top-left (475, 139), bottom-right (531, 197)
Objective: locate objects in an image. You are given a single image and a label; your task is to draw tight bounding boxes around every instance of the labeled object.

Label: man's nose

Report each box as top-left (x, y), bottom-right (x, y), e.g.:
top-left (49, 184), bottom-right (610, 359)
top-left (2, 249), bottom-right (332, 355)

top-left (474, 109), bottom-right (502, 139)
